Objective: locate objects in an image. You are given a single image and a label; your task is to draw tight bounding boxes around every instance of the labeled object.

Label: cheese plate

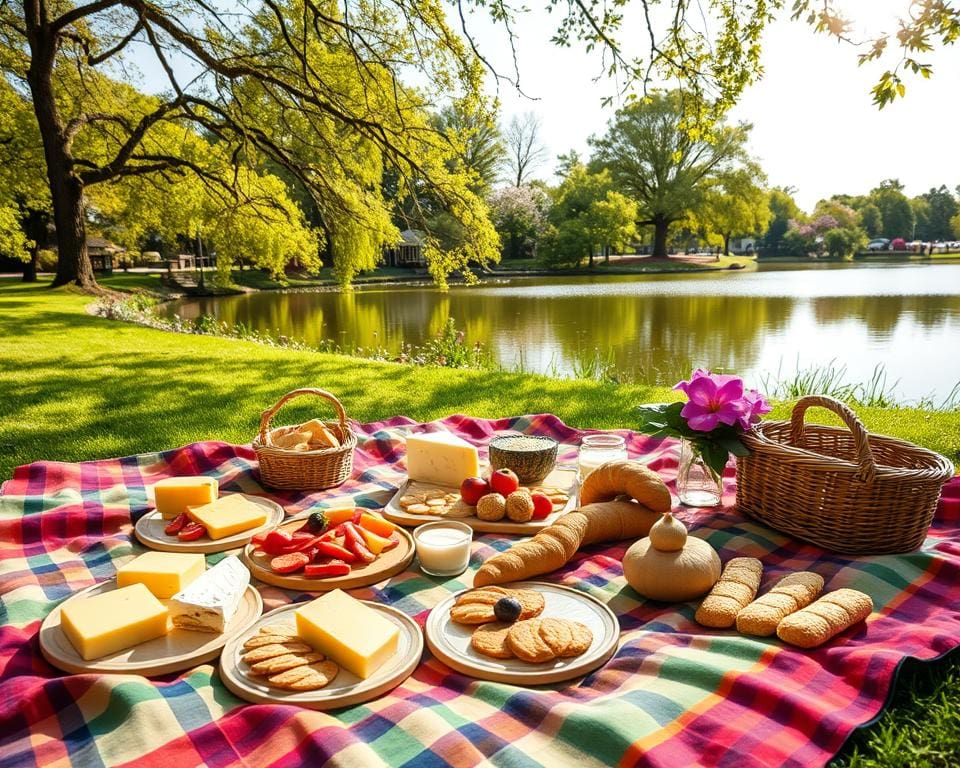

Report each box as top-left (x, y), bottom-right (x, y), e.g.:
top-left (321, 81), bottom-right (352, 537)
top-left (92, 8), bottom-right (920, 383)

top-left (241, 514), bottom-right (416, 592)
top-left (382, 467), bottom-right (579, 534)
top-left (425, 581), bottom-right (619, 685)
top-left (135, 493), bottom-right (285, 554)
top-left (39, 578), bottom-right (263, 676)
top-left (219, 601), bottom-right (423, 710)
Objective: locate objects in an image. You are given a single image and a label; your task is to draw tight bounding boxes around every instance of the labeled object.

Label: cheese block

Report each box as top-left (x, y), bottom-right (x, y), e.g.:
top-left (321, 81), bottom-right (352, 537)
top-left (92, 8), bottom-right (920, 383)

top-left (60, 583), bottom-right (169, 661)
top-left (295, 589), bottom-right (399, 679)
top-left (168, 555), bottom-right (250, 633)
top-left (116, 551), bottom-right (206, 599)
top-left (406, 431), bottom-right (480, 487)
top-left (186, 494), bottom-right (269, 540)
top-left (154, 477), bottom-right (219, 519)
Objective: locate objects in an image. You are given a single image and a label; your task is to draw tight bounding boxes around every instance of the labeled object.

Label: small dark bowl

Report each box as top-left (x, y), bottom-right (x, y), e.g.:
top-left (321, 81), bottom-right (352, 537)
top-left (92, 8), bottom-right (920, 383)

top-left (488, 435), bottom-right (559, 484)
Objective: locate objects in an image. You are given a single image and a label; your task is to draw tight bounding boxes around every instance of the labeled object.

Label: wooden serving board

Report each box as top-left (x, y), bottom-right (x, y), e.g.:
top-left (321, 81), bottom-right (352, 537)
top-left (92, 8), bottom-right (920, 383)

top-left (382, 467), bottom-right (579, 535)
top-left (425, 582), bottom-right (619, 685)
top-left (219, 601), bottom-right (423, 710)
top-left (134, 494), bottom-right (285, 554)
top-left (39, 579), bottom-right (263, 676)
top-left (241, 514), bottom-right (415, 592)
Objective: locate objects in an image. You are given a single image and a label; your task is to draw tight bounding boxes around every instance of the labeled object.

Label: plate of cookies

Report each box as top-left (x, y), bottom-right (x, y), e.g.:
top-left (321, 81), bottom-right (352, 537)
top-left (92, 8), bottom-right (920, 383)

top-left (424, 582), bottom-right (619, 685)
top-left (384, 468), bottom-right (578, 535)
top-left (218, 599), bottom-right (423, 710)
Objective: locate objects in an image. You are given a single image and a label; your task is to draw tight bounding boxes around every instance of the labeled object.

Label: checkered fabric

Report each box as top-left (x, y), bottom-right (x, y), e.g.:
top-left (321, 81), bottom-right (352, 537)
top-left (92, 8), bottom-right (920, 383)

top-left (1, 413), bottom-right (958, 768)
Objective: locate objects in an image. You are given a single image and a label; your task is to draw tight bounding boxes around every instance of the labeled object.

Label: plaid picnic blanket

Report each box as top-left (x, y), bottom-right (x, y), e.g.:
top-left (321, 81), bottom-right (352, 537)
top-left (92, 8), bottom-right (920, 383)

top-left (1, 413), bottom-right (958, 768)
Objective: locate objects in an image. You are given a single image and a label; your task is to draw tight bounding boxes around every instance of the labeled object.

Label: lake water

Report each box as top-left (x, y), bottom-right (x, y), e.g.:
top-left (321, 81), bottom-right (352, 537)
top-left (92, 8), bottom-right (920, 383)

top-left (162, 261), bottom-right (960, 403)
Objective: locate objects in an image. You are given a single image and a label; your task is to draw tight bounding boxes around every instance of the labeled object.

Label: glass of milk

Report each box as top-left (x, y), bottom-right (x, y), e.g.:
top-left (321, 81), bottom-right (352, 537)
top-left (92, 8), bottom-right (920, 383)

top-left (413, 521), bottom-right (473, 577)
top-left (578, 434), bottom-right (628, 482)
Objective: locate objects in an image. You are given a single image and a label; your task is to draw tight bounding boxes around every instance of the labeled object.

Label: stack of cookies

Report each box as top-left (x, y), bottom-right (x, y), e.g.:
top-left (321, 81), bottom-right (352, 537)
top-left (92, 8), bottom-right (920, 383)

top-left (241, 623), bottom-right (340, 691)
top-left (398, 489), bottom-right (472, 517)
top-left (451, 587), bottom-right (594, 664)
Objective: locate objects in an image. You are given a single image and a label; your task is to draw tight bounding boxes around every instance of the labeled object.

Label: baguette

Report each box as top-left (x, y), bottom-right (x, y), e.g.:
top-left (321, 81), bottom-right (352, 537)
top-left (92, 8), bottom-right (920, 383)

top-left (776, 588), bottom-right (873, 648)
top-left (735, 572), bottom-right (825, 637)
top-left (473, 500), bottom-right (661, 586)
top-left (694, 558), bottom-right (763, 628)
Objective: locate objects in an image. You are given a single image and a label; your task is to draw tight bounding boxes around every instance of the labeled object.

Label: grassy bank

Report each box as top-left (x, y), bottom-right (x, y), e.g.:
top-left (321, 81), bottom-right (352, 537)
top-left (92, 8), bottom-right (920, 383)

top-left (1, 280), bottom-right (958, 765)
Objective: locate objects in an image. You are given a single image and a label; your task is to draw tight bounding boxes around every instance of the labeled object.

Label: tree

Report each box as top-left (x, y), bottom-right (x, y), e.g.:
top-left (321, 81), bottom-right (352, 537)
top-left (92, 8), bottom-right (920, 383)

top-left (694, 166), bottom-right (770, 256)
top-left (870, 180), bottom-right (915, 240)
top-left (540, 165), bottom-right (636, 268)
top-left (911, 197), bottom-right (932, 242)
top-left (858, 204), bottom-right (883, 238)
top-left (555, 150), bottom-right (582, 180)
top-left (434, 102), bottom-right (505, 194)
top-left (504, 113), bottom-right (548, 187)
top-left (921, 186), bottom-right (958, 241)
top-left (488, 185), bottom-right (548, 260)
top-left (761, 187), bottom-right (802, 257)
top-left (0, 0), bottom-right (498, 290)
top-left (951, 212), bottom-right (960, 239)
top-left (590, 92), bottom-right (751, 258)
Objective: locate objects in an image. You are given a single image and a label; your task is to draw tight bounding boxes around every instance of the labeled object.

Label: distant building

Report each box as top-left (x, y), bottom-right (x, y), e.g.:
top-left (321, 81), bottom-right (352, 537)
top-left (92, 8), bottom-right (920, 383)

top-left (384, 229), bottom-right (426, 267)
top-left (86, 236), bottom-right (124, 273)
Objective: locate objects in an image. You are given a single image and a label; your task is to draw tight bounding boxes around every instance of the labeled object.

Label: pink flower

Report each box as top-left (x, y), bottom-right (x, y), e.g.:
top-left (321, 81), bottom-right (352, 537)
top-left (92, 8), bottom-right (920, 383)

top-left (674, 370), bottom-right (749, 432)
top-left (739, 388), bottom-right (772, 430)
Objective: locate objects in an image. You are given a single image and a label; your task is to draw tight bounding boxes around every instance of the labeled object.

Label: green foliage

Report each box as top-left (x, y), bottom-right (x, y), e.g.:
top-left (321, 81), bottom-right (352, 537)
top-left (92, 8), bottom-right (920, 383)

top-left (434, 102), bottom-right (506, 194)
top-left (858, 204), bottom-right (883, 238)
top-left (870, 180), bottom-right (916, 240)
top-left (823, 226), bottom-right (868, 259)
top-left (951, 212), bottom-right (960, 240)
top-left (920, 186), bottom-right (958, 241)
top-left (692, 166), bottom-right (771, 253)
top-left (488, 185), bottom-right (549, 259)
top-left (761, 187), bottom-right (803, 256)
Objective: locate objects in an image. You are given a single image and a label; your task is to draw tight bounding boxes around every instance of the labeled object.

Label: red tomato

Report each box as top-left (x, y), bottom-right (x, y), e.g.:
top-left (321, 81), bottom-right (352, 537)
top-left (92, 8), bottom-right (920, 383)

top-left (164, 513), bottom-right (189, 536)
top-left (490, 469), bottom-right (520, 496)
top-left (270, 552), bottom-right (310, 574)
top-left (261, 529), bottom-right (294, 556)
top-left (530, 492), bottom-right (553, 520)
top-left (177, 522), bottom-right (206, 541)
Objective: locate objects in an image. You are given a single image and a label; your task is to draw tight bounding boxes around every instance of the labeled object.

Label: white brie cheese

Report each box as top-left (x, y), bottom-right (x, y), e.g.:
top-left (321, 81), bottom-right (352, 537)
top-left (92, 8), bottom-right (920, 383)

top-left (169, 555), bottom-right (250, 634)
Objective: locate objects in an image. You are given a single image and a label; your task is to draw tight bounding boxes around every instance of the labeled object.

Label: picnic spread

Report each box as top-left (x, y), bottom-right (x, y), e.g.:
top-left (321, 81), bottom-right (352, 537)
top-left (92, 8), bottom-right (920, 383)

top-left (2, 388), bottom-right (959, 767)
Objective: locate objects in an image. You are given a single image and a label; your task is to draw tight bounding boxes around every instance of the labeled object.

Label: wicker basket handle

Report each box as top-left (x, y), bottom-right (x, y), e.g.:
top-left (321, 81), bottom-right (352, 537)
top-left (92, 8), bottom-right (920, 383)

top-left (258, 388), bottom-right (348, 444)
top-left (789, 395), bottom-right (877, 483)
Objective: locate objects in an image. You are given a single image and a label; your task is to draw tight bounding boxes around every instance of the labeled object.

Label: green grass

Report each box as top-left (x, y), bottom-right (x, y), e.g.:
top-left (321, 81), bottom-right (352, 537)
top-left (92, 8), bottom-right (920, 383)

top-left (1, 279), bottom-right (959, 765)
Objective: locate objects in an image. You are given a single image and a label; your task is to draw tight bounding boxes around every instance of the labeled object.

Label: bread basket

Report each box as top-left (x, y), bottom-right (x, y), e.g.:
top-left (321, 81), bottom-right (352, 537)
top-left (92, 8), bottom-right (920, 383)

top-left (252, 388), bottom-right (356, 490)
top-left (736, 395), bottom-right (954, 554)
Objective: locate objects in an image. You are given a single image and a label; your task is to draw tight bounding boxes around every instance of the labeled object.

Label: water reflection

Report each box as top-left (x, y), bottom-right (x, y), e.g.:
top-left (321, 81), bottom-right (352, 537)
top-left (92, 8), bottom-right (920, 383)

top-left (163, 263), bottom-right (960, 400)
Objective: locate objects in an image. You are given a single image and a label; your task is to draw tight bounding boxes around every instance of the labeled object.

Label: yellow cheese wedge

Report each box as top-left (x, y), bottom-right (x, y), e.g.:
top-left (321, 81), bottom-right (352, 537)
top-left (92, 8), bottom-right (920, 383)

top-left (187, 494), bottom-right (269, 540)
top-left (295, 589), bottom-right (399, 679)
top-left (406, 432), bottom-right (479, 487)
top-left (60, 583), bottom-right (169, 661)
top-left (154, 477), bottom-right (219, 519)
top-left (116, 551), bottom-right (206, 599)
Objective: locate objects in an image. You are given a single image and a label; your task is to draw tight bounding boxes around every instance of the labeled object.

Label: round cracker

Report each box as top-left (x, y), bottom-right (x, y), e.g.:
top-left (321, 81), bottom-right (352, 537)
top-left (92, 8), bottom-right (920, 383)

top-left (507, 619), bottom-right (556, 663)
top-left (471, 622), bottom-right (515, 660)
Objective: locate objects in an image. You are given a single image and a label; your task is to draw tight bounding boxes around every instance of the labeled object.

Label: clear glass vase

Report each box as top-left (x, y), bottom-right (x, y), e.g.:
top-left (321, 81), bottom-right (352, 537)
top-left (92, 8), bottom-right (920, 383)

top-left (677, 438), bottom-right (723, 507)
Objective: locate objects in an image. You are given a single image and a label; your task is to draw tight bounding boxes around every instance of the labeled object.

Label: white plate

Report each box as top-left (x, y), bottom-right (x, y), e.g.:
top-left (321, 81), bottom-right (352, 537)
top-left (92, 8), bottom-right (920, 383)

top-left (383, 468), bottom-right (578, 535)
top-left (40, 579), bottom-right (263, 676)
top-left (218, 602), bottom-right (423, 710)
top-left (425, 581), bottom-right (619, 684)
top-left (135, 493), bottom-right (285, 553)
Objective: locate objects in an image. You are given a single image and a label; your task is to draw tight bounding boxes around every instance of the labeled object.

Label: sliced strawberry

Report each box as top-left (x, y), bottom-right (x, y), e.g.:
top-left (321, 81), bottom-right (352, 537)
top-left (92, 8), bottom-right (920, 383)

top-left (342, 522), bottom-right (376, 563)
top-left (164, 513), bottom-right (189, 536)
top-left (251, 530), bottom-right (270, 547)
top-left (270, 552), bottom-right (310, 574)
top-left (261, 529), bottom-right (294, 556)
top-left (381, 531), bottom-right (401, 551)
top-left (281, 533), bottom-right (318, 553)
top-left (177, 522), bottom-right (206, 541)
top-left (304, 561), bottom-right (351, 578)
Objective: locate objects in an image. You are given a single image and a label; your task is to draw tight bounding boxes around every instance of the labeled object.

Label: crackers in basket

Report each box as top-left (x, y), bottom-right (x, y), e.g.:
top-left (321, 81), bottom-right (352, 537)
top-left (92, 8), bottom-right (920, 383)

top-left (241, 624), bottom-right (340, 691)
top-left (268, 419), bottom-right (341, 452)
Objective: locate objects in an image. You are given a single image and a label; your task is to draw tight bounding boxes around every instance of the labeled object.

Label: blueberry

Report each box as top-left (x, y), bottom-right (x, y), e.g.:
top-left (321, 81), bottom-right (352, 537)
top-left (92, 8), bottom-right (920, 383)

top-left (494, 596), bottom-right (522, 623)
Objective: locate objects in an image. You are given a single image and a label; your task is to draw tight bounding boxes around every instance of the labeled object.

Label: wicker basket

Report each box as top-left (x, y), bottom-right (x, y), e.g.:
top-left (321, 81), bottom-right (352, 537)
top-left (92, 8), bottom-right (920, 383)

top-left (252, 388), bottom-right (356, 490)
top-left (736, 395), bottom-right (954, 554)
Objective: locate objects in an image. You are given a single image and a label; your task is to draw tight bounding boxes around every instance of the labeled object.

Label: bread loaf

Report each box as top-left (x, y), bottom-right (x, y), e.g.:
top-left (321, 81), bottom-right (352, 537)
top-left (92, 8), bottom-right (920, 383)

top-left (579, 461), bottom-right (672, 513)
top-left (735, 572), bottom-right (825, 637)
top-left (776, 588), bottom-right (873, 648)
top-left (694, 558), bottom-right (763, 628)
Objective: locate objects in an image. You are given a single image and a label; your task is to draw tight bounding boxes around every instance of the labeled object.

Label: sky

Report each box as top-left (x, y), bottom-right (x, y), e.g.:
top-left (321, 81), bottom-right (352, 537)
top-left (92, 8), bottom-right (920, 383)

top-left (469, 1), bottom-right (960, 211)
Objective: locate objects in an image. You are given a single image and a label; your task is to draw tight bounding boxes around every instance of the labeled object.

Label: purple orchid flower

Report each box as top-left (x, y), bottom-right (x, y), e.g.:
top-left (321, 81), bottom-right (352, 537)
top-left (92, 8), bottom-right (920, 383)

top-left (673, 370), bottom-right (750, 432)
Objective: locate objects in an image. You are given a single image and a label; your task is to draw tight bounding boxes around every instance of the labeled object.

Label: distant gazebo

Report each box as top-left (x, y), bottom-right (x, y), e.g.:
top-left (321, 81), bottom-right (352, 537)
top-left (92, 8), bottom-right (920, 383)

top-left (385, 229), bottom-right (426, 267)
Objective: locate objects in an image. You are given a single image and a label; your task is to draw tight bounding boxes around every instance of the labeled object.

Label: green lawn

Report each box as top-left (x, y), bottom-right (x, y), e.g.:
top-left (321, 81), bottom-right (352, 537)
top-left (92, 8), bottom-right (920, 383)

top-left (1, 279), bottom-right (958, 765)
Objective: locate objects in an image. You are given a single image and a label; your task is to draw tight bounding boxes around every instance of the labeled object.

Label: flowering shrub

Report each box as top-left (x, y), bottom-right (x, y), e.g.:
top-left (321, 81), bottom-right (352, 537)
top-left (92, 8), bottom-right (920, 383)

top-left (637, 369), bottom-right (771, 475)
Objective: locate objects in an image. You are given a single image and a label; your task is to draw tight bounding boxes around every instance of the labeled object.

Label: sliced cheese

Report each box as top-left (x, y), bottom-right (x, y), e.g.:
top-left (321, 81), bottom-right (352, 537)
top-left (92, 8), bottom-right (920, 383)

top-left (116, 551), bottom-right (206, 599)
top-left (153, 477), bottom-right (218, 519)
top-left (187, 495), bottom-right (269, 540)
top-left (295, 589), bottom-right (399, 679)
top-left (60, 583), bottom-right (169, 661)
top-left (406, 431), bottom-right (479, 487)
top-left (168, 555), bottom-right (250, 633)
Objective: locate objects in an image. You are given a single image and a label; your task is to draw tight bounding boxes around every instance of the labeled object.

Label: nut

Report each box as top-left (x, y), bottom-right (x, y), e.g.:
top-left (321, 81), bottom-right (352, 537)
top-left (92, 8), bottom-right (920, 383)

top-left (505, 490), bottom-right (534, 522)
top-left (476, 493), bottom-right (507, 521)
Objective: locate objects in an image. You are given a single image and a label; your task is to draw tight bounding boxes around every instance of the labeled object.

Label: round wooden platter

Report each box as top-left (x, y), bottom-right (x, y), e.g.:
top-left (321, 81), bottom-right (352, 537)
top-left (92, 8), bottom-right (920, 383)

top-left (39, 579), bottom-right (263, 676)
top-left (425, 581), bottom-right (619, 685)
top-left (241, 515), bottom-right (415, 592)
top-left (382, 467), bottom-right (579, 535)
top-left (219, 601), bottom-right (423, 710)
top-left (134, 494), bottom-right (286, 554)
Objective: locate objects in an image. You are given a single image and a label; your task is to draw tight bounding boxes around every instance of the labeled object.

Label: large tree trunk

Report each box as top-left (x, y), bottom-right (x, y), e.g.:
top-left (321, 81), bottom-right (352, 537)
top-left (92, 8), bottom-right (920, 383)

top-left (24, 11), bottom-right (97, 290)
top-left (652, 217), bottom-right (670, 258)
top-left (723, 233), bottom-right (730, 257)
top-left (21, 208), bottom-right (49, 282)
top-left (22, 248), bottom-right (38, 282)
